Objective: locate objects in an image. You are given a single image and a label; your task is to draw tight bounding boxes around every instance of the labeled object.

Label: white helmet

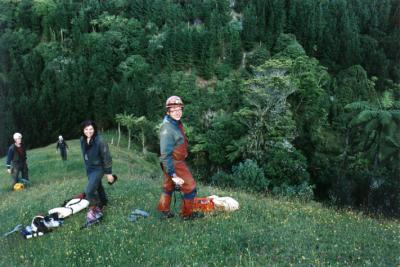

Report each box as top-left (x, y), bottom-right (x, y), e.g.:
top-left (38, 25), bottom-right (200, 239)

top-left (13, 132), bottom-right (22, 140)
top-left (58, 135), bottom-right (63, 140)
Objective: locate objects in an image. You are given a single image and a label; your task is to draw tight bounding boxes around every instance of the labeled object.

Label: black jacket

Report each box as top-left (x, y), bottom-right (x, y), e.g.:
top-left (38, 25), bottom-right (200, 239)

top-left (6, 144), bottom-right (27, 169)
top-left (80, 135), bottom-right (112, 174)
top-left (56, 140), bottom-right (69, 151)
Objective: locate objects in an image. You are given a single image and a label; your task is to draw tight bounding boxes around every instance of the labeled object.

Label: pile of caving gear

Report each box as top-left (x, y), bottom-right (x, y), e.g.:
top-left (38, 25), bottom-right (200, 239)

top-left (3, 175), bottom-right (120, 239)
top-left (3, 185), bottom-right (239, 239)
top-left (19, 193), bottom-right (90, 239)
top-left (1, 192), bottom-right (92, 239)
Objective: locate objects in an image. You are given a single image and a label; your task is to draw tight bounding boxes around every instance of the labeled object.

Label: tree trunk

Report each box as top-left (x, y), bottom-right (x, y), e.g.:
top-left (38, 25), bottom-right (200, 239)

top-left (373, 128), bottom-right (382, 171)
top-left (397, 148), bottom-right (400, 180)
top-left (117, 123), bottom-right (121, 147)
top-left (128, 128), bottom-right (131, 150)
top-left (141, 127), bottom-right (146, 153)
top-left (339, 127), bottom-right (350, 180)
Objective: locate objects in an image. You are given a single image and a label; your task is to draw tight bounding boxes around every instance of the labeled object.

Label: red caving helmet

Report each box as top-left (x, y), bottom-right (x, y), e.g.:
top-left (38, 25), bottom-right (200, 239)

top-left (165, 96), bottom-right (184, 109)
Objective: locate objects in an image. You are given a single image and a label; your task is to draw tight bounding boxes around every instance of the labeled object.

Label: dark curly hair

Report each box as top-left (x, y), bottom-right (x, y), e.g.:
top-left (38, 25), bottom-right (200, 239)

top-left (80, 120), bottom-right (98, 138)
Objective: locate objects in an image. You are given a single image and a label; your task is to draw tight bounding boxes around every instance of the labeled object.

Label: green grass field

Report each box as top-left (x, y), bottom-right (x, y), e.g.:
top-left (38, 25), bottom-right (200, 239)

top-left (1, 139), bottom-right (399, 266)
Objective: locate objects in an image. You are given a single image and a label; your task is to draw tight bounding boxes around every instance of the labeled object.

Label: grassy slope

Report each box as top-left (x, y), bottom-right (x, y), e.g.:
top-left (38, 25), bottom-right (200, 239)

top-left (0, 140), bottom-right (399, 266)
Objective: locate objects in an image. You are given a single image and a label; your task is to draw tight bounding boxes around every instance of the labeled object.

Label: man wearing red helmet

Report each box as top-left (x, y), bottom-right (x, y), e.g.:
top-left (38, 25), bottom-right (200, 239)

top-left (157, 96), bottom-right (203, 220)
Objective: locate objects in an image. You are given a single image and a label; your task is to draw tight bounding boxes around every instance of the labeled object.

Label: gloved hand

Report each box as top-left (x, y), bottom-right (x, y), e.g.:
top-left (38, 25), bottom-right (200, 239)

top-left (172, 177), bottom-right (184, 186)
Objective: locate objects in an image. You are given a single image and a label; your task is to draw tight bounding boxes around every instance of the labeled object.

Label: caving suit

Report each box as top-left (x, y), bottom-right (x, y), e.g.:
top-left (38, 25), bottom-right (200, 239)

top-left (157, 115), bottom-right (197, 217)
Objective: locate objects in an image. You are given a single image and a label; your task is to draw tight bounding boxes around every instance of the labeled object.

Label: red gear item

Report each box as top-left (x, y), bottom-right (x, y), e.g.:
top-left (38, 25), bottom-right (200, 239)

top-left (166, 96), bottom-right (184, 109)
top-left (193, 198), bottom-right (215, 212)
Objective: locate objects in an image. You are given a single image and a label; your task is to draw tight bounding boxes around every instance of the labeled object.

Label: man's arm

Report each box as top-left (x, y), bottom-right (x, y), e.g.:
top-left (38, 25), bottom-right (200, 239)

top-left (160, 125), bottom-right (176, 177)
top-left (6, 145), bottom-right (14, 173)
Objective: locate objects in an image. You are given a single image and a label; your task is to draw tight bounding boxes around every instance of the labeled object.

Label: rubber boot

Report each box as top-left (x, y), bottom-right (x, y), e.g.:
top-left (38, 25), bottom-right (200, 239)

top-left (181, 199), bottom-right (193, 218)
top-left (181, 199), bottom-right (203, 221)
top-left (157, 193), bottom-right (174, 219)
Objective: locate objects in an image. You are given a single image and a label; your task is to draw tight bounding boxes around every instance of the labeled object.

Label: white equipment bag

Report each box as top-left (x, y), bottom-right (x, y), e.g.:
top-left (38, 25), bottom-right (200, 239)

top-left (48, 198), bottom-right (89, 218)
top-left (208, 195), bottom-right (239, 211)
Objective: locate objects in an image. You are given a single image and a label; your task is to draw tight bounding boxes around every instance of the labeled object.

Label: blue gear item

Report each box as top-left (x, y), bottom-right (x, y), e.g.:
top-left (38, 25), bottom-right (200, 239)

top-left (21, 230), bottom-right (44, 239)
top-left (81, 217), bottom-right (102, 229)
top-left (128, 209), bottom-right (150, 222)
top-left (19, 178), bottom-right (30, 185)
top-left (3, 224), bottom-right (22, 237)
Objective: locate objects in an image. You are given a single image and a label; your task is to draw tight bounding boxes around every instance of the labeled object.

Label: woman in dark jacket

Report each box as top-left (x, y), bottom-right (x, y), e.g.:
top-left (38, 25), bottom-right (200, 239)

top-left (80, 120), bottom-right (114, 221)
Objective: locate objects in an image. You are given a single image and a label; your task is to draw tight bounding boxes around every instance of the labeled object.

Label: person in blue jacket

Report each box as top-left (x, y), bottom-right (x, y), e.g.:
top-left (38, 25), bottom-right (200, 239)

top-left (6, 132), bottom-right (29, 188)
top-left (80, 120), bottom-right (115, 221)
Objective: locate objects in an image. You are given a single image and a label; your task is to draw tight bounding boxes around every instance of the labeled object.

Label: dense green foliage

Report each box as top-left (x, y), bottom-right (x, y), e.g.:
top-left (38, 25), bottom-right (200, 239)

top-left (0, 141), bottom-right (399, 266)
top-left (0, 0), bottom-right (399, 215)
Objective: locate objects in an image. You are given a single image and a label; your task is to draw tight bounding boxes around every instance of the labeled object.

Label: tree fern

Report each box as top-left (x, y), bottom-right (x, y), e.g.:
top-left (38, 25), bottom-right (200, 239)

top-left (346, 90), bottom-right (400, 170)
top-left (350, 110), bottom-right (378, 126)
top-left (345, 101), bottom-right (374, 111)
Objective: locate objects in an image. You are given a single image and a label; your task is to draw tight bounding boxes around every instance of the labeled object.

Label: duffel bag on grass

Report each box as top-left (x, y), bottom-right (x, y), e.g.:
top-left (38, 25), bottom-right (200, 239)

top-left (208, 195), bottom-right (239, 211)
top-left (48, 197), bottom-right (89, 218)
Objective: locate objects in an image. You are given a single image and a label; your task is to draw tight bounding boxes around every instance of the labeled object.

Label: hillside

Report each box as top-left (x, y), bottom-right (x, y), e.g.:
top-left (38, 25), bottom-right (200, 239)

top-left (0, 140), bottom-right (399, 266)
top-left (1, 0), bottom-right (400, 219)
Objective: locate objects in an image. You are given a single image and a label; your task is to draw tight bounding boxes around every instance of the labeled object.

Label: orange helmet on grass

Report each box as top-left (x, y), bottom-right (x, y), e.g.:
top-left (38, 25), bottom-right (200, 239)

top-left (13, 183), bottom-right (24, 191)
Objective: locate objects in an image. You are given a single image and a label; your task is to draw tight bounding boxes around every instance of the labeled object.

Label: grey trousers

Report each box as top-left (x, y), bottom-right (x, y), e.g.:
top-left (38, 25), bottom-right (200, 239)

top-left (85, 168), bottom-right (108, 207)
top-left (11, 163), bottom-right (29, 186)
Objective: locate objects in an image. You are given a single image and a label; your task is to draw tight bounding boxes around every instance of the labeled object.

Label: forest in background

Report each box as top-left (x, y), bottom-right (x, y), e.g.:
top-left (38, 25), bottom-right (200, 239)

top-left (0, 0), bottom-right (399, 215)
